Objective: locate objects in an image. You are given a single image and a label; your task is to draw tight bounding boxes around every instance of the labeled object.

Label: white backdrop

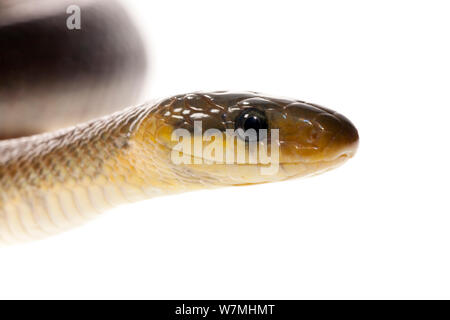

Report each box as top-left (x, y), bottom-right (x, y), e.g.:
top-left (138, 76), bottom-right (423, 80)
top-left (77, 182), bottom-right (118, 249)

top-left (1, 0), bottom-right (450, 299)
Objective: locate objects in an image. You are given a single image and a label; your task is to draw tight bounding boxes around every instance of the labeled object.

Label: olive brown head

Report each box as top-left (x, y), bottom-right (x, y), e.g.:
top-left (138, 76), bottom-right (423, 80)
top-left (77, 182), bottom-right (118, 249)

top-left (148, 91), bottom-right (359, 185)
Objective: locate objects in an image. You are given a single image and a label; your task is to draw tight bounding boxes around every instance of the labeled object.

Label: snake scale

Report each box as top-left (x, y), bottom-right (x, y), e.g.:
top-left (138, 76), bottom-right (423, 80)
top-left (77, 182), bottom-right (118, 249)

top-left (0, 0), bottom-right (359, 245)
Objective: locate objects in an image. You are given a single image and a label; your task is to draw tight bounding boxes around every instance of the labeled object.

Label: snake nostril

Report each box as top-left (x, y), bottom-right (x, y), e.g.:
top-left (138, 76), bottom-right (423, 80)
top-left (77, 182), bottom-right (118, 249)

top-left (308, 126), bottom-right (321, 144)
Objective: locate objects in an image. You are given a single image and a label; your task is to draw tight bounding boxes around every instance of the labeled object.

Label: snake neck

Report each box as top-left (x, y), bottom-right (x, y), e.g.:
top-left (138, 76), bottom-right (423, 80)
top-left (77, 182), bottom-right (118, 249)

top-left (0, 103), bottom-right (181, 243)
top-left (0, 104), bottom-right (161, 212)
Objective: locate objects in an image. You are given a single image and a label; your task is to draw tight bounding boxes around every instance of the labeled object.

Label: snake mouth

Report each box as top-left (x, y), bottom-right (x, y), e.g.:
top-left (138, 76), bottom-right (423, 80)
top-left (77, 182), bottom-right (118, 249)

top-left (280, 153), bottom-right (355, 179)
top-left (165, 129), bottom-right (358, 167)
top-left (278, 131), bottom-right (359, 179)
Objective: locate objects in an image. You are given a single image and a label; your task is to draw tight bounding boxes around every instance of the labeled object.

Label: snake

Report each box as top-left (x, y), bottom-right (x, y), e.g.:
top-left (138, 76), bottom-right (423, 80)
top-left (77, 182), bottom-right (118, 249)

top-left (0, 0), bottom-right (359, 245)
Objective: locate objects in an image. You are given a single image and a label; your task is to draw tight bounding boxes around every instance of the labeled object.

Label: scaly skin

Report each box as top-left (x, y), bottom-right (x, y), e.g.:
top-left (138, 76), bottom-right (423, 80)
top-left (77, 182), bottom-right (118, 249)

top-left (0, 92), bottom-right (359, 244)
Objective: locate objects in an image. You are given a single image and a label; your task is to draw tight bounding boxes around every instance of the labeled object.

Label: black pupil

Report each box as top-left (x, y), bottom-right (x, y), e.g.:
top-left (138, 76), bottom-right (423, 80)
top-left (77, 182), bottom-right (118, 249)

top-left (235, 108), bottom-right (268, 141)
top-left (244, 115), bottom-right (262, 131)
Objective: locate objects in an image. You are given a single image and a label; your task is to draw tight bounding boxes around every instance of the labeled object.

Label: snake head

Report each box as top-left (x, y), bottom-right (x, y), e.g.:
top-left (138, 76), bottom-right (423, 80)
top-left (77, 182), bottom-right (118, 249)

top-left (140, 91), bottom-right (359, 186)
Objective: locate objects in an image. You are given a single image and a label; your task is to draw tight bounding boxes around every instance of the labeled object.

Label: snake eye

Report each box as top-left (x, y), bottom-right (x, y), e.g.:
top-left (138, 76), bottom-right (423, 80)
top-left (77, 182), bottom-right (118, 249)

top-left (235, 108), bottom-right (268, 141)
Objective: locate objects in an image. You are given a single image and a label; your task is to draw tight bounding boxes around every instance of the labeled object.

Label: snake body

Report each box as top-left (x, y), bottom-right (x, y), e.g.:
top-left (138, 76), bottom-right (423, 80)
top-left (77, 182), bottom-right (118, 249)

top-left (0, 1), bottom-right (359, 245)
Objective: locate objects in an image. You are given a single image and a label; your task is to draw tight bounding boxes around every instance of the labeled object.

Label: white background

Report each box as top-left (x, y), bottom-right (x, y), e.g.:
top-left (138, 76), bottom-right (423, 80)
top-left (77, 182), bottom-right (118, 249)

top-left (1, 0), bottom-right (450, 299)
